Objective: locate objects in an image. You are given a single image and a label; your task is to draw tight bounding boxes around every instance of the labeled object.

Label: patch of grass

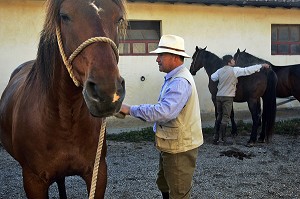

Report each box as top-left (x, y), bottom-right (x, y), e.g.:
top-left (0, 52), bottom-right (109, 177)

top-left (107, 119), bottom-right (300, 142)
top-left (106, 127), bottom-right (155, 142)
top-left (275, 118), bottom-right (300, 136)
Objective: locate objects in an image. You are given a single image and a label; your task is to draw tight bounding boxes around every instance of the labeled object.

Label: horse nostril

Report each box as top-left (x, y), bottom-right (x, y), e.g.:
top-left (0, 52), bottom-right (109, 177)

top-left (120, 77), bottom-right (125, 88)
top-left (86, 81), bottom-right (106, 103)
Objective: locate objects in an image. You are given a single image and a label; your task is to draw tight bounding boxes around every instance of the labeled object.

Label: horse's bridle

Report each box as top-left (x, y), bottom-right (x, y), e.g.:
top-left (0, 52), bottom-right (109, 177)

top-left (190, 49), bottom-right (201, 72)
top-left (234, 52), bottom-right (240, 65)
top-left (56, 27), bottom-right (119, 87)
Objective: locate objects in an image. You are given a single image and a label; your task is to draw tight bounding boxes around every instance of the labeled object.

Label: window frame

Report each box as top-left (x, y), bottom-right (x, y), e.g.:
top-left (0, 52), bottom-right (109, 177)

top-left (271, 24), bottom-right (300, 55)
top-left (119, 20), bottom-right (161, 56)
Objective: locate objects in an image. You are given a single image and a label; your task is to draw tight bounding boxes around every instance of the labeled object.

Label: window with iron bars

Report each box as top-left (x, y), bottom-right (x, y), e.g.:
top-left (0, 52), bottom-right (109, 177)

top-left (271, 24), bottom-right (300, 55)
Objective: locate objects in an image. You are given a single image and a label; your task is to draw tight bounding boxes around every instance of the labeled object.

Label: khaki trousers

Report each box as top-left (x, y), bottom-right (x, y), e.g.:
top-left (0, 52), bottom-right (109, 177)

top-left (156, 147), bottom-right (199, 199)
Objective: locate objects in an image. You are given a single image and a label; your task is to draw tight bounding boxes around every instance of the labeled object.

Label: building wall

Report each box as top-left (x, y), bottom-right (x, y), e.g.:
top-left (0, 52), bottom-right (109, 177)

top-left (0, 1), bottom-right (299, 115)
top-left (0, 0), bottom-right (44, 98)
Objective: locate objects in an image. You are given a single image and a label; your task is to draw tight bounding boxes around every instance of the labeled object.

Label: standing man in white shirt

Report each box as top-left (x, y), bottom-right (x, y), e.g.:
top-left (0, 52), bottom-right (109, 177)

top-left (120, 35), bottom-right (203, 199)
top-left (211, 55), bottom-right (270, 145)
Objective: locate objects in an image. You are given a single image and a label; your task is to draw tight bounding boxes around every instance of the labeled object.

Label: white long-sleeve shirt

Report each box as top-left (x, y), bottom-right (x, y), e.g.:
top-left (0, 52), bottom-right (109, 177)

top-left (210, 64), bottom-right (263, 97)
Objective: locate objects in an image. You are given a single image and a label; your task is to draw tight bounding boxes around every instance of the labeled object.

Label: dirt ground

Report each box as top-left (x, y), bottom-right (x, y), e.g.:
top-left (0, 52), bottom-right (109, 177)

top-left (0, 108), bottom-right (300, 199)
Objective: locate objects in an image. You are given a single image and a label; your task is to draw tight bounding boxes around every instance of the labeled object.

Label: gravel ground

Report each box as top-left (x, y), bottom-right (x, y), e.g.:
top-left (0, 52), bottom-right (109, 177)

top-left (1, 132), bottom-right (300, 199)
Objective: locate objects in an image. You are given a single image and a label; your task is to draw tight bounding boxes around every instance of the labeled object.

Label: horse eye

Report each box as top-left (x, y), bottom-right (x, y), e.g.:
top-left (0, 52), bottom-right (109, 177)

top-left (60, 13), bottom-right (70, 22)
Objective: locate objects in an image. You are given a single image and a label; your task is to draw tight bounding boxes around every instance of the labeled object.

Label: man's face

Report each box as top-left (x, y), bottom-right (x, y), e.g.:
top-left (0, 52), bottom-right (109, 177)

top-left (156, 53), bottom-right (175, 73)
top-left (229, 59), bottom-right (236, 66)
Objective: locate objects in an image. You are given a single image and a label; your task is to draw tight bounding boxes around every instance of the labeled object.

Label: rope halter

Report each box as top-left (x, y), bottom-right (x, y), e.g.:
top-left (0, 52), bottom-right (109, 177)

top-left (56, 27), bottom-right (119, 87)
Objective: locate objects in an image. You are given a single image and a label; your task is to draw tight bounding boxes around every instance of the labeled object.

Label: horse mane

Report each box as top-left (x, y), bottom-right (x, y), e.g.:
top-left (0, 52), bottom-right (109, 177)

top-left (203, 49), bottom-right (224, 75)
top-left (237, 50), bottom-right (272, 66)
top-left (28, 0), bottom-right (62, 93)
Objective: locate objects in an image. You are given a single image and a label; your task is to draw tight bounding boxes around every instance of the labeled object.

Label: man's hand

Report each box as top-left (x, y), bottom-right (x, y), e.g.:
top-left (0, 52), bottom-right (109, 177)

top-left (261, 63), bottom-right (270, 69)
top-left (120, 104), bottom-right (131, 115)
top-left (114, 104), bottom-right (131, 119)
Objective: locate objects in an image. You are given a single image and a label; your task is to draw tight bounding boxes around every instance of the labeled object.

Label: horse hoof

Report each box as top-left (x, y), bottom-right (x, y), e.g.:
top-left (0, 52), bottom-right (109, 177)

top-left (212, 140), bottom-right (219, 145)
top-left (246, 141), bottom-right (255, 147)
top-left (231, 133), bottom-right (238, 138)
top-left (257, 138), bottom-right (265, 143)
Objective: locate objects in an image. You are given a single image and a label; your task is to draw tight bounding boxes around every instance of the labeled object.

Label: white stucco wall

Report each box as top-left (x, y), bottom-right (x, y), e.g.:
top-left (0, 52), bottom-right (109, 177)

top-left (0, 1), bottom-right (299, 116)
top-left (123, 2), bottom-right (300, 111)
top-left (0, 1), bottom-right (44, 97)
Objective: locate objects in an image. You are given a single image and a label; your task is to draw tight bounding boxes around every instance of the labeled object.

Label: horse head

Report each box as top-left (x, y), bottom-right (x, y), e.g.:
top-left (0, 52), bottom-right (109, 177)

top-left (39, 0), bottom-right (127, 118)
top-left (190, 46), bottom-right (207, 75)
top-left (233, 48), bottom-right (249, 67)
top-left (234, 48), bottom-right (271, 67)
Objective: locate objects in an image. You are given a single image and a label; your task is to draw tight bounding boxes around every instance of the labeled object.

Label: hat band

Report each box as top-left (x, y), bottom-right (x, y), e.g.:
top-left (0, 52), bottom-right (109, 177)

top-left (158, 46), bottom-right (185, 52)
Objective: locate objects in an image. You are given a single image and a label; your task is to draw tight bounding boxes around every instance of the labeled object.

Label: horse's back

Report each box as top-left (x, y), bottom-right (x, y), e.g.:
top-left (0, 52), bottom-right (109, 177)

top-left (0, 60), bottom-right (34, 156)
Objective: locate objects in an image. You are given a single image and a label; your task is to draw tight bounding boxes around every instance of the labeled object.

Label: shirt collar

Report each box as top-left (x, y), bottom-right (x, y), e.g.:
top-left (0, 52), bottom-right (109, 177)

top-left (164, 64), bottom-right (185, 81)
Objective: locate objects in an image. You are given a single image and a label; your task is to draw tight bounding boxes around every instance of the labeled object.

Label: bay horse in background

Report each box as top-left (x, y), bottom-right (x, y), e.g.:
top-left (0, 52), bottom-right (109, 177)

top-left (190, 46), bottom-right (277, 145)
top-left (234, 49), bottom-right (300, 102)
top-left (0, 0), bottom-right (126, 198)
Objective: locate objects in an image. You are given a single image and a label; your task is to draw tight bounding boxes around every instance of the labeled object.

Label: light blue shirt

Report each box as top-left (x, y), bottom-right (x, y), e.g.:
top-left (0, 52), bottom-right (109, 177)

top-left (130, 65), bottom-right (192, 131)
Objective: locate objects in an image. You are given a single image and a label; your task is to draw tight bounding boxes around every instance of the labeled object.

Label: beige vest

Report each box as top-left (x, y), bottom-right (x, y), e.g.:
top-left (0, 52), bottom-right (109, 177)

top-left (156, 67), bottom-right (204, 153)
top-left (216, 66), bottom-right (237, 97)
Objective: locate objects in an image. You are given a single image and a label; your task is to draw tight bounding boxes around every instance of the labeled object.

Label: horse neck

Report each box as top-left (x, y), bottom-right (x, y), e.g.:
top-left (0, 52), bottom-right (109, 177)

top-left (52, 63), bottom-right (85, 106)
top-left (40, 61), bottom-right (87, 118)
top-left (203, 52), bottom-right (222, 76)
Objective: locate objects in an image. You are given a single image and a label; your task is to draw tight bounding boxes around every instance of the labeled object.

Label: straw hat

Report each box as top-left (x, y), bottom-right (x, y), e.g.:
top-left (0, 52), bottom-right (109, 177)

top-left (150, 35), bottom-right (191, 58)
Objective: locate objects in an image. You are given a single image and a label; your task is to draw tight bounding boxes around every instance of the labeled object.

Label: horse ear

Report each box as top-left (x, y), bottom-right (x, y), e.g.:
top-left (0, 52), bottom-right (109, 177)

top-left (196, 46), bottom-right (199, 50)
top-left (243, 49), bottom-right (246, 52)
top-left (237, 48), bottom-right (240, 53)
top-left (204, 46), bottom-right (207, 50)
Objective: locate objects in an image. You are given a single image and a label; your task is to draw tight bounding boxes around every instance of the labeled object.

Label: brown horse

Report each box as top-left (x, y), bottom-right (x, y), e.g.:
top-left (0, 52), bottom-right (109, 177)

top-left (0, 0), bottom-right (126, 198)
top-left (190, 46), bottom-right (277, 145)
top-left (234, 49), bottom-right (300, 102)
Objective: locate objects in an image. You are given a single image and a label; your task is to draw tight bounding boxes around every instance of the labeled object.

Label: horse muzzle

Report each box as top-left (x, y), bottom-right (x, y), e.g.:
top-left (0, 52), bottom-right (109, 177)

top-left (83, 77), bottom-right (125, 117)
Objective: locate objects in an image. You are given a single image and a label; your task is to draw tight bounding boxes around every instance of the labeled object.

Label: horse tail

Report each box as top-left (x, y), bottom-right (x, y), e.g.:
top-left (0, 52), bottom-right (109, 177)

top-left (262, 69), bottom-right (277, 142)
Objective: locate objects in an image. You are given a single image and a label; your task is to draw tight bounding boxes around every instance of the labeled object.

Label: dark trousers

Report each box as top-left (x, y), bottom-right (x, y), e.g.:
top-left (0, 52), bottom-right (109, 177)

top-left (216, 96), bottom-right (233, 126)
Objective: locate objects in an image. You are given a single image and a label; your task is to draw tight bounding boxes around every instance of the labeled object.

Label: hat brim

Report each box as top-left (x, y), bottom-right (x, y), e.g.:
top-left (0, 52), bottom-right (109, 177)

top-left (150, 48), bottom-right (191, 58)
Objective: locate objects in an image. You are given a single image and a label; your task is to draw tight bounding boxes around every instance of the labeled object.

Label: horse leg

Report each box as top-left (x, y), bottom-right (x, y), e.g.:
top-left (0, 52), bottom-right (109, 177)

top-left (230, 106), bottom-right (237, 136)
top-left (56, 177), bottom-right (67, 199)
top-left (258, 99), bottom-right (267, 143)
top-left (247, 99), bottom-right (260, 146)
top-left (22, 167), bottom-right (49, 199)
top-left (257, 99), bottom-right (262, 127)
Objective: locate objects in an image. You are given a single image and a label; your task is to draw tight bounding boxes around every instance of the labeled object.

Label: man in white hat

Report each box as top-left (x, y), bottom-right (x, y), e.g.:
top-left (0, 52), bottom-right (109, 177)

top-left (119, 35), bottom-right (203, 199)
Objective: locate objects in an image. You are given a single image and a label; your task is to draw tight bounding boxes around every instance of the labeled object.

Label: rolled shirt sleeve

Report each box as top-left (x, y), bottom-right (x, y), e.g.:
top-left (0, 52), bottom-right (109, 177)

top-left (211, 69), bottom-right (221, 82)
top-left (130, 78), bottom-right (192, 123)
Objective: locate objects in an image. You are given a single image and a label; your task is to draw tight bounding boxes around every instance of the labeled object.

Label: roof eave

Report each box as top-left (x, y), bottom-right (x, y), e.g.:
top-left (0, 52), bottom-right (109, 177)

top-left (127, 0), bottom-right (300, 9)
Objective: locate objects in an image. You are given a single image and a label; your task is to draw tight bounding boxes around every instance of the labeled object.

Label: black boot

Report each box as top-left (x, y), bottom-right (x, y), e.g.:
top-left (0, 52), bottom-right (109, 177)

top-left (220, 123), bottom-right (227, 143)
top-left (161, 192), bottom-right (169, 199)
top-left (213, 121), bottom-right (220, 145)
